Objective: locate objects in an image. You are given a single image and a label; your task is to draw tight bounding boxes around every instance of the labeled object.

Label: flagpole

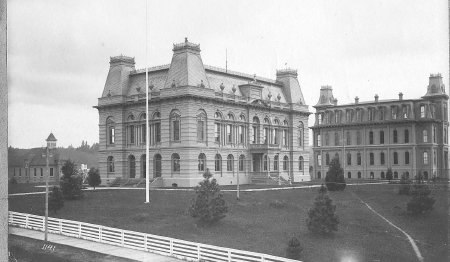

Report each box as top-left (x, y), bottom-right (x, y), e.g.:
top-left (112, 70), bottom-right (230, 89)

top-left (145, 0), bottom-right (150, 203)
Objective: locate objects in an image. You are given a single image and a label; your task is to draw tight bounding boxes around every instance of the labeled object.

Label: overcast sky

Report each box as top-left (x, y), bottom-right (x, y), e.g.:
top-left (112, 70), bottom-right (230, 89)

top-left (7, 0), bottom-right (449, 148)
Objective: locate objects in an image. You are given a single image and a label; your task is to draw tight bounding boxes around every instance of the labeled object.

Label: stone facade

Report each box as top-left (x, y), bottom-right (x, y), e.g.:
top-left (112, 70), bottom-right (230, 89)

top-left (96, 39), bottom-right (311, 187)
top-left (311, 75), bottom-right (449, 180)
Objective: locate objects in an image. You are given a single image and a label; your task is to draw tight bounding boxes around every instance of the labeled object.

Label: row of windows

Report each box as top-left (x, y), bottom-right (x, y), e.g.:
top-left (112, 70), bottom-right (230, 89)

top-left (316, 171), bottom-right (421, 179)
top-left (317, 151), bottom-right (433, 166)
top-left (316, 103), bottom-right (446, 125)
top-left (13, 167), bottom-right (54, 177)
top-left (316, 127), bottom-right (442, 147)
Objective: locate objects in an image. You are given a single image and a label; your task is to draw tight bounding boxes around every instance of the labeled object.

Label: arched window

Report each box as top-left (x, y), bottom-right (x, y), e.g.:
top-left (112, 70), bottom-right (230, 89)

top-left (127, 114), bottom-right (136, 145)
top-left (198, 153), bottom-right (206, 172)
top-left (215, 112), bottom-right (223, 143)
top-left (317, 154), bottom-right (322, 167)
top-left (283, 156), bottom-right (289, 171)
top-left (347, 172), bottom-right (351, 179)
top-left (154, 154), bottom-right (162, 178)
top-left (357, 172), bottom-right (362, 179)
top-left (197, 110), bottom-right (207, 142)
top-left (347, 153), bottom-right (351, 165)
top-left (263, 155), bottom-right (268, 171)
top-left (107, 156), bottom-right (114, 173)
top-left (252, 116), bottom-right (260, 144)
top-left (238, 115), bottom-right (246, 144)
top-left (423, 130), bottom-right (428, 142)
top-left (317, 171), bottom-right (321, 179)
top-left (141, 154), bottom-right (146, 178)
top-left (227, 154), bottom-right (234, 171)
top-left (106, 117), bottom-right (115, 145)
top-left (128, 155), bottom-right (136, 178)
top-left (274, 155), bottom-right (279, 171)
top-left (170, 111), bottom-right (181, 141)
top-left (370, 172), bottom-right (374, 179)
top-left (357, 152), bottom-right (361, 165)
top-left (152, 111), bottom-right (161, 144)
top-left (299, 156), bottom-right (304, 171)
top-left (172, 153), bottom-right (180, 172)
top-left (140, 113), bottom-right (146, 144)
top-left (263, 117), bottom-right (270, 144)
top-left (298, 122), bottom-right (304, 147)
top-left (227, 113), bottom-right (235, 144)
top-left (215, 154), bottom-right (222, 172)
top-left (404, 129), bottom-right (409, 143)
top-left (423, 151), bottom-right (429, 164)
top-left (239, 155), bottom-right (245, 172)
top-left (326, 153), bottom-right (330, 165)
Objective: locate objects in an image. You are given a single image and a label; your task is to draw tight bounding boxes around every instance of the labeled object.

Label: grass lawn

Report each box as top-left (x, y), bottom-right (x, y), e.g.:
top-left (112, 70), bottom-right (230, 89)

top-left (9, 183), bottom-right (448, 262)
top-left (8, 182), bottom-right (58, 194)
top-left (9, 234), bottom-right (136, 262)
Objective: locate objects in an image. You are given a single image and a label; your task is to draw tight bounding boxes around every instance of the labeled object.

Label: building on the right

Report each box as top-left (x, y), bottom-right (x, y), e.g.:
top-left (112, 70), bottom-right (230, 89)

top-left (311, 74), bottom-right (449, 181)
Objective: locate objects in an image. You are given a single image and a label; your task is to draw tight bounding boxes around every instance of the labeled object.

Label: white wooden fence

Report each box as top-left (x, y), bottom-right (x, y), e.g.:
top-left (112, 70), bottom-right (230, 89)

top-left (8, 211), bottom-right (301, 262)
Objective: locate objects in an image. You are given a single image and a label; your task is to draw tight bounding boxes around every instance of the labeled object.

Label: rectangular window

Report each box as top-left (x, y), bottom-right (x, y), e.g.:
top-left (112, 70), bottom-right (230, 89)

top-left (423, 152), bottom-right (428, 164)
top-left (405, 152), bottom-right (410, 165)
top-left (380, 131), bottom-right (384, 144)
top-left (129, 125), bottom-right (135, 144)
top-left (155, 123), bottom-right (161, 143)
top-left (393, 130), bottom-right (398, 143)
top-left (34, 168), bottom-right (36, 177)
top-left (50, 168), bottom-right (54, 177)
top-left (423, 130), bottom-right (428, 143)
top-left (402, 106), bottom-right (408, 118)
top-left (380, 153), bottom-right (385, 165)
top-left (142, 124), bottom-right (146, 143)
top-left (227, 124), bottom-right (232, 143)
top-left (252, 126), bottom-right (257, 144)
top-left (40, 168), bottom-right (43, 176)
top-left (379, 108), bottom-right (384, 120)
top-left (316, 134), bottom-right (321, 147)
top-left (238, 126), bottom-right (244, 143)
top-left (197, 120), bottom-right (204, 141)
top-left (369, 153), bottom-right (374, 165)
top-left (173, 120), bottom-right (180, 141)
top-left (394, 152), bottom-right (398, 165)
top-left (283, 130), bottom-right (288, 146)
top-left (108, 127), bottom-right (115, 144)
top-left (264, 128), bottom-right (269, 144)
top-left (334, 132), bottom-right (339, 146)
top-left (356, 131), bottom-right (361, 145)
top-left (346, 132), bottom-right (351, 145)
top-left (215, 123), bottom-right (221, 143)
top-left (369, 131), bottom-right (374, 145)
top-left (433, 126), bottom-right (437, 143)
top-left (274, 129), bottom-right (279, 145)
top-left (420, 105), bottom-right (425, 118)
top-left (391, 107), bottom-right (397, 119)
top-left (239, 157), bottom-right (244, 171)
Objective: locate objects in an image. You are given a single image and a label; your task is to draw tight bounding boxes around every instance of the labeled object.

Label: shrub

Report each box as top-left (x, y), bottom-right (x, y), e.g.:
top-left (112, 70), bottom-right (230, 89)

top-left (386, 168), bottom-right (393, 182)
top-left (60, 160), bottom-right (83, 200)
top-left (325, 157), bottom-right (346, 191)
top-left (9, 177), bottom-right (17, 184)
top-left (286, 237), bottom-right (303, 260)
top-left (306, 185), bottom-right (339, 235)
top-left (407, 180), bottom-right (435, 215)
top-left (398, 173), bottom-right (412, 195)
top-left (48, 186), bottom-right (64, 214)
top-left (172, 183), bottom-right (178, 188)
top-left (189, 168), bottom-right (228, 225)
top-left (87, 167), bottom-right (101, 189)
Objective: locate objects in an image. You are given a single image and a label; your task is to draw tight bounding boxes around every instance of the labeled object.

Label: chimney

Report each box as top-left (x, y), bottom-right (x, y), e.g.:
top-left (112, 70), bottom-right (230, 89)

top-left (333, 98), bottom-right (338, 106)
top-left (375, 94), bottom-right (379, 103)
top-left (355, 96), bottom-right (359, 104)
top-left (398, 92), bottom-right (403, 100)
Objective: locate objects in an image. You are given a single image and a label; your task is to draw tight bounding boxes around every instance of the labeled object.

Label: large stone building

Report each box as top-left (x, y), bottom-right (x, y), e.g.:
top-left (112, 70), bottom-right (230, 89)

top-left (95, 38), bottom-right (311, 187)
top-left (311, 74), bottom-right (449, 181)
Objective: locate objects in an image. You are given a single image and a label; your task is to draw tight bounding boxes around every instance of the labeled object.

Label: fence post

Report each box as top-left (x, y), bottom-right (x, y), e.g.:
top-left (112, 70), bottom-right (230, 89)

top-left (121, 231), bottom-right (125, 247)
top-left (170, 239), bottom-right (173, 255)
top-left (228, 250), bottom-right (231, 262)
top-left (59, 220), bottom-right (62, 235)
top-left (261, 255), bottom-right (265, 262)
top-left (144, 234), bottom-right (148, 251)
top-left (99, 226), bottom-right (102, 242)
top-left (197, 243), bottom-right (201, 261)
top-left (42, 216), bottom-right (45, 231)
top-left (25, 214), bottom-right (29, 228)
top-left (78, 223), bottom-right (82, 238)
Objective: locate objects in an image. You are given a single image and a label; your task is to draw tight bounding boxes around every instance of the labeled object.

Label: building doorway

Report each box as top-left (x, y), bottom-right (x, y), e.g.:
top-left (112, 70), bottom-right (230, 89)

top-left (154, 154), bottom-right (162, 178)
top-left (128, 155), bottom-right (136, 178)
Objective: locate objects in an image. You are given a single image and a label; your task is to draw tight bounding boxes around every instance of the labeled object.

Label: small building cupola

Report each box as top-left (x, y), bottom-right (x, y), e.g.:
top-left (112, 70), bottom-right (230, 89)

top-left (46, 133), bottom-right (57, 149)
top-left (398, 92), bottom-right (403, 100)
top-left (423, 73), bottom-right (447, 98)
top-left (314, 85), bottom-right (335, 108)
top-left (375, 94), bottom-right (379, 103)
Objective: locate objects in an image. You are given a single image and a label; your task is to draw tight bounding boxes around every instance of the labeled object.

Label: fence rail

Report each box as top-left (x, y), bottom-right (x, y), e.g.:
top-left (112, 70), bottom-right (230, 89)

top-left (9, 211), bottom-right (300, 262)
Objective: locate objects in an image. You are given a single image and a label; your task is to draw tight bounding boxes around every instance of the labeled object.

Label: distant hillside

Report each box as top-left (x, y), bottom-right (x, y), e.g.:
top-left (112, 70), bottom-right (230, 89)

top-left (8, 147), bottom-right (98, 169)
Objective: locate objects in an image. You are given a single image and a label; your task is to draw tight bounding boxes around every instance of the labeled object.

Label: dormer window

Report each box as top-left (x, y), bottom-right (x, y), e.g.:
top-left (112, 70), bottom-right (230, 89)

top-left (420, 105), bottom-right (426, 118)
top-left (402, 105), bottom-right (408, 119)
top-left (391, 106), bottom-right (398, 120)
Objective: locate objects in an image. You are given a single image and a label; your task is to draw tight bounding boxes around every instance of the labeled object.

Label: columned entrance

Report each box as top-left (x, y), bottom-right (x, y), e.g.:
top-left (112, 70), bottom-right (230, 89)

top-left (154, 154), bottom-right (162, 178)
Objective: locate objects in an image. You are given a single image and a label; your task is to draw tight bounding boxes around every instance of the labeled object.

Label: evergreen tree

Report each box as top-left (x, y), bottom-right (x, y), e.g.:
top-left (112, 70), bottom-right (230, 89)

top-left (386, 168), bottom-right (393, 182)
top-left (189, 168), bottom-right (228, 225)
top-left (306, 185), bottom-right (339, 235)
top-left (87, 167), bottom-right (101, 189)
top-left (286, 237), bottom-right (303, 260)
top-left (407, 177), bottom-right (435, 215)
top-left (325, 157), bottom-right (346, 191)
top-left (48, 186), bottom-right (64, 214)
top-left (60, 160), bottom-right (83, 200)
